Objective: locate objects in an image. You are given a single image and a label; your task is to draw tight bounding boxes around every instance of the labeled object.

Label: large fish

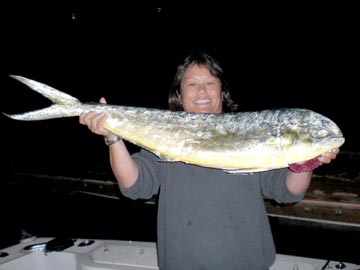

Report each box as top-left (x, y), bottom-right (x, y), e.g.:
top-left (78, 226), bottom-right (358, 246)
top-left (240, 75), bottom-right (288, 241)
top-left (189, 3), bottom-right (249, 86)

top-left (4, 75), bottom-right (345, 173)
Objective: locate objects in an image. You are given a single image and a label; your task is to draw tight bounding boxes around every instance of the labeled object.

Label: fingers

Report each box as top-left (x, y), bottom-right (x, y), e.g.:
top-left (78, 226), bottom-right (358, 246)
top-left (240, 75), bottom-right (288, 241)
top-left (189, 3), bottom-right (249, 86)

top-left (79, 111), bottom-right (109, 136)
top-left (317, 148), bottom-right (340, 164)
top-left (78, 97), bottom-right (108, 135)
top-left (100, 97), bottom-right (107, 104)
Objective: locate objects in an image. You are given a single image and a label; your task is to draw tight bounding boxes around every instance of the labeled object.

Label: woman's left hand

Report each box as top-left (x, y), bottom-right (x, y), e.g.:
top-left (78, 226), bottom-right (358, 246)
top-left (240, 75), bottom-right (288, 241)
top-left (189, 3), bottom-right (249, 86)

top-left (289, 148), bottom-right (340, 172)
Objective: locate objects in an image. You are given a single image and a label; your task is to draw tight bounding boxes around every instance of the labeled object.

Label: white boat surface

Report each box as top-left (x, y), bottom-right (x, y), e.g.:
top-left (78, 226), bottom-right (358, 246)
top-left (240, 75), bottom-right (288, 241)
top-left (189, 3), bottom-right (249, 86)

top-left (0, 237), bottom-right (358, 270)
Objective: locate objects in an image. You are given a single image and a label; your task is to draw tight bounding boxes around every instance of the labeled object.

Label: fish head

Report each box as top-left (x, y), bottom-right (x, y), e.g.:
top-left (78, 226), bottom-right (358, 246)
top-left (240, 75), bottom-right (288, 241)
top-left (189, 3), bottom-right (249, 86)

top-left (280, 109), bottom-right (345, 164)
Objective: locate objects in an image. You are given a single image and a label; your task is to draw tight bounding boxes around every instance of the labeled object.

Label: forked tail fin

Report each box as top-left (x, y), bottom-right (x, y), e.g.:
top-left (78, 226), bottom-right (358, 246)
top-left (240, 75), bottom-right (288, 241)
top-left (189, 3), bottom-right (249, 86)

top-left (3, 75), bottom-right (82, 121)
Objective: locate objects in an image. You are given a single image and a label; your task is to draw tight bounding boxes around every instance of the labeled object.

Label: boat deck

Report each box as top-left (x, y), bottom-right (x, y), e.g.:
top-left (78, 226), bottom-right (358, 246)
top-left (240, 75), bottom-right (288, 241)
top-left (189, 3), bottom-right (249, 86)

top-left (1, 237), bottom-right (359, 270)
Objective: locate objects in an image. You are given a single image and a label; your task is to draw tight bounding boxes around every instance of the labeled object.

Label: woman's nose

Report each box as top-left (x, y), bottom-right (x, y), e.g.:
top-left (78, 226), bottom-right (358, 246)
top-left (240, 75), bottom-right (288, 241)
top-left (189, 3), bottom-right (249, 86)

top-left (196, 82), bottom-right (207, 93)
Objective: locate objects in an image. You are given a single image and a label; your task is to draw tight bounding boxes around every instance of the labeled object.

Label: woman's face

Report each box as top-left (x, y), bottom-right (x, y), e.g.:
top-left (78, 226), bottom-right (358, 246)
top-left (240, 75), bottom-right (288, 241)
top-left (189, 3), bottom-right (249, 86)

top-left (178, 64), bottom-right (223, 114)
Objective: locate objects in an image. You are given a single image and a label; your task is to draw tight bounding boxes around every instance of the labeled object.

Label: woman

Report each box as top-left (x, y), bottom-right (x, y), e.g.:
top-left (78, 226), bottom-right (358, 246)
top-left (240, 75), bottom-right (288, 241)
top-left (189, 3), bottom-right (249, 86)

top-left (80, 52), bottom-right (339, 269)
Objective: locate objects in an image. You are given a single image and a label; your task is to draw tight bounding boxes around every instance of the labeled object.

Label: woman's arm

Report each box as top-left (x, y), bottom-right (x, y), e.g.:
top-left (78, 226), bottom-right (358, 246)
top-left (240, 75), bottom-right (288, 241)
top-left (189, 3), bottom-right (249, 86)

top-left (79, 97), bottom-right (138, 188)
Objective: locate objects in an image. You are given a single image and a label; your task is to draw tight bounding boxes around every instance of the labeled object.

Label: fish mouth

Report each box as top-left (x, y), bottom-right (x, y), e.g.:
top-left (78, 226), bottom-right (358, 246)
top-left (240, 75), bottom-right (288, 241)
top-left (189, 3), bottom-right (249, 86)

top-left (335, 136), bottom-right (345, 146)
top-left (323, 136), bottom-right (345, 149)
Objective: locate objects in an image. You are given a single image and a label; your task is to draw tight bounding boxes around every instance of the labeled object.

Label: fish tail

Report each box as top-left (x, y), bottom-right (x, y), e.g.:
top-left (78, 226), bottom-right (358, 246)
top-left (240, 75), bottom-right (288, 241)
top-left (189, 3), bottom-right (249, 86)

top-left (3, 104), bottom-right (79, 120)
top-left (3, 75), bottom-right (81, 121)
top-left (9, 75), bottom-right (80, 105)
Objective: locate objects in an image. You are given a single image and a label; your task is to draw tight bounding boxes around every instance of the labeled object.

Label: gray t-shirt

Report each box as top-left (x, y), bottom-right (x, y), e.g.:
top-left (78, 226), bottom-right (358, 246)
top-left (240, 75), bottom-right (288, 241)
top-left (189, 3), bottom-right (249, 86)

top-left (120, 149), bottom-right (304, 270)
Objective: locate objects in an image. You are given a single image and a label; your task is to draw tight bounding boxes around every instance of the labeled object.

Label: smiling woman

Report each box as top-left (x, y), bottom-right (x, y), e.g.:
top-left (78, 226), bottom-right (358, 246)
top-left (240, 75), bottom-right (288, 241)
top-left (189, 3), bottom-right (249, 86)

top-left (76, 52), bottom-right (342, 270)
top-left (168, 52), bottom-right (238, 113)
top-left (178, 64), bottom-right (223, 113)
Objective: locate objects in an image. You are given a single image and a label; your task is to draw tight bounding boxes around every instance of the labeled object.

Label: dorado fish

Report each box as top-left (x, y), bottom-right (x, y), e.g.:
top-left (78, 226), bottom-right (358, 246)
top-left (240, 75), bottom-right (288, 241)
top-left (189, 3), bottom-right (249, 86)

top-left (3, 75), bottom-right (345, 173)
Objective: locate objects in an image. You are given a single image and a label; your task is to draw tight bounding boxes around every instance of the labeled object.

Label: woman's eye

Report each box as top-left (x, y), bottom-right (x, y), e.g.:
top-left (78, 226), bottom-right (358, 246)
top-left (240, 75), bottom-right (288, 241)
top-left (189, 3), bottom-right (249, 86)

top-left (188, 82), bottom-right (197, 87)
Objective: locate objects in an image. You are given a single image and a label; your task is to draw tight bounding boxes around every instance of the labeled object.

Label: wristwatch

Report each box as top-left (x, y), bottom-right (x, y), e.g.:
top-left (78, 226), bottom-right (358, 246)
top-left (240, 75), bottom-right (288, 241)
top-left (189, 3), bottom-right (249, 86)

top-left (104, 135), bottom-right (122, 146)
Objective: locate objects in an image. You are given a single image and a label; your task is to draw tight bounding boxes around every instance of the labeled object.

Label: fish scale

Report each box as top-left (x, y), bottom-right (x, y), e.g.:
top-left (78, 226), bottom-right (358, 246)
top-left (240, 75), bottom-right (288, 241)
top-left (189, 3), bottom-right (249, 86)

top-left (3, 75), bottom-right (345, 173)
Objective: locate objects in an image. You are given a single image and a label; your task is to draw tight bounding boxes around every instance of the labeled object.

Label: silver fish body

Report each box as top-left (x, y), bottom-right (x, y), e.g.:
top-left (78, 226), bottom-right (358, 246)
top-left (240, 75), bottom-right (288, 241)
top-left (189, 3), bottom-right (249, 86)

top-left (4, 75), bottom-right (345, 173)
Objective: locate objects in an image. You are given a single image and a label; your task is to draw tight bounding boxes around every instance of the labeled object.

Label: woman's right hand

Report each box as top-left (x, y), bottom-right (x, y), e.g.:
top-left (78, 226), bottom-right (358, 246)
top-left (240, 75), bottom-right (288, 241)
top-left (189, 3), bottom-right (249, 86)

top-left (80, 97), bottom-right (138, 187)
top-left (79, 97), bottom-right (110, 137)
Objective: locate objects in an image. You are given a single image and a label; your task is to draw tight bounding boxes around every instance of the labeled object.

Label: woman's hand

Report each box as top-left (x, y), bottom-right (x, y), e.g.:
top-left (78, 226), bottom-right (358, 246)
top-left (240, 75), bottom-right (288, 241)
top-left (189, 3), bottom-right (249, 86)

top-left (317, 148), bottom-right (340, 164)
top-left (289, 148), bottom-right (340, 172)
top-left (79, 97), bottom-right (110, 137)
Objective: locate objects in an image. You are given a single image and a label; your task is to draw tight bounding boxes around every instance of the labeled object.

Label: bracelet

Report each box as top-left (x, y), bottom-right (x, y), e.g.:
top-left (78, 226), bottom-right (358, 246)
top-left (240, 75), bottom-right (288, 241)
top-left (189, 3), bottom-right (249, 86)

top-left (104, 135), bottom-right (122, 146)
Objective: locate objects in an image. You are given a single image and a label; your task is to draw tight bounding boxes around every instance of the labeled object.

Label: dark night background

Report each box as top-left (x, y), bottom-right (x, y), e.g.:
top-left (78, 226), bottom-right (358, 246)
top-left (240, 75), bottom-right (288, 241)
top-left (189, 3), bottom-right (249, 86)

top-left (0, 6), bottom-right (359, 263)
